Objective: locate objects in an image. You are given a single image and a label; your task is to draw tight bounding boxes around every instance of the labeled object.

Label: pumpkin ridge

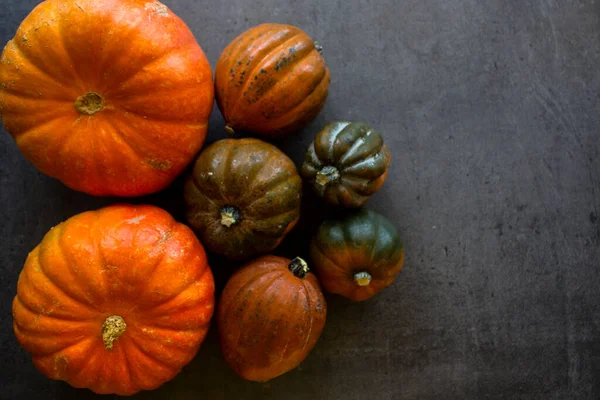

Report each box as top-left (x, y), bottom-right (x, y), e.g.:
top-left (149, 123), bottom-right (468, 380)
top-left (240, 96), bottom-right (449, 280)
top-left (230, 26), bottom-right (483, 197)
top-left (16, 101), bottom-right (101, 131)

top-left (240, 40), bottom-right (322, 119)
top-left (243, 177), bottom-right (299, 210)
top-left (101, 116), bottom-right (148, 162)
top-left (369, 215), bottom-right (382, 266)
top-left (222, 142), bottom-right (240, 201)
top-left (56, 16), bottom-right (87, 91)
top-left (338, 141), bottom-right (385, 171)
top-left (126, 332), bottom-right (179, 370)
top-left (299, 284), bottom-right (315, 351)
top-left (14, 295), bottom-right (94, 324)
top-left (235, 160), bottom-right (270, 205)
top-left (188, 180), bottom-right (219, 209)
top-left (230, 271), bottom-right (285, 352)
top-left (312, 239), bottom-right (346, 275)
top-left (262, 66), bottom-right (329, 131)
top-left (12, 113), bottom-right (70, 141)
top-left (217, 25), bottom-right (287, 115)
top-left (247, 208), bottom-right (299, 233)
top-left (107, 46), bottom-right (182, 94)
top-left (69, 340), bottom-right (102, 385)
top-left (88, 118), bottom-right (106, 189)
top-left (130, 221), bottom-right (177, 308)
top-left (223, 270), bottom-right (272, 325)
top-left (9, 36), bottom-right (66, 88)
top-left (227, 32), bottom-right (303, 122)
top-left (38, 238), bottom-right (99, 313)
top-left (119, 343), bottom-right (142, 393)
top-left (34, 335), bottom-right (91, 358)
top-left (127, 328), bottom-right (196, 361)
top-left (143, 278), bottom-right (208, 318)
top-left (336, 125), bottom-right (381, 166)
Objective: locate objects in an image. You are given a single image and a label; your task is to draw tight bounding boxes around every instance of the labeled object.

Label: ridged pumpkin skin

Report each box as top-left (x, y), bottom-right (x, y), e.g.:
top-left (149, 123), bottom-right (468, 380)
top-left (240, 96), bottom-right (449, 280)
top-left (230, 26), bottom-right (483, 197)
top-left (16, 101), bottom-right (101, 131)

top-left (218, 255), bottom-right (327, 382)
top-left (184, 138), bottom-right (302, 260)
top-left (0, 0), bottom-right (214, 196)
top-left (215, 23), bottom-right (330, 138)
top-left (12, 205), bottom-right (215, 395)
top-left (310, 209), bottom-right (404, 301)
top-left (301, 121), bottom-right (391, 208)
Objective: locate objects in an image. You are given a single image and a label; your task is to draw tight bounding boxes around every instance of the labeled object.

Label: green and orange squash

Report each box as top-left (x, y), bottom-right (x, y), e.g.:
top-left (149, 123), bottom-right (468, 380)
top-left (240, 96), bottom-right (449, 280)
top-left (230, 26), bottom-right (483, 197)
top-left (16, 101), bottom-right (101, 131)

top-left (301, 121), bottom-right (391, 208)
top-left (184, 138), bottom-right (302, 260)
top-left (310, 209), bottom-right (404, 301)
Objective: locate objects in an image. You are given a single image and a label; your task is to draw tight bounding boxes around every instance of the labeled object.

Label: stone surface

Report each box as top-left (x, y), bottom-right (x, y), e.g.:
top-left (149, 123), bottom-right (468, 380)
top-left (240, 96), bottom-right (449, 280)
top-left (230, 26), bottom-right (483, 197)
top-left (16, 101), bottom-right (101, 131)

top-left (1, 0), bottom-right (599, 399)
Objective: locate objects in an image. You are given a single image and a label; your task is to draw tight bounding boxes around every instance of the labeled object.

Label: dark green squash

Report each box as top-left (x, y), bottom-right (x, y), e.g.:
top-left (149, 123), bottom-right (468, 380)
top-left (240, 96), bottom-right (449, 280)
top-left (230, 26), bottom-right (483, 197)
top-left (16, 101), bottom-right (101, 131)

top-left (184, 138), bottom-right (302, 260)
top-left (310, 209), bottom-right (404, 301)
top-left (301, 121), bottom-right (391, 208)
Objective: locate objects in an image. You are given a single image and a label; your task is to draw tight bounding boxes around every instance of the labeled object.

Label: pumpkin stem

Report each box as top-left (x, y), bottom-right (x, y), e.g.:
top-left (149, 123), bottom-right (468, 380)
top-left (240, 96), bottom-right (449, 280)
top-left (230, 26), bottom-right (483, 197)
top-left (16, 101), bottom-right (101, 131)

top-left (74, 92), bottom-right (104, 115)
top-left (102, 315), bottom-right (126, 350)
top-left (354, 271), bottom-right (372, 287)
top-left (314, 41), bottom-right (323, 54)
top-left (225, 124), bottom-right (235, 135)
top-left (315, 166), bottom-right (340, 194)
top-left (289, 257), bottom-right (309, 279)
top-left (220, 206), bottom-right (241, 228)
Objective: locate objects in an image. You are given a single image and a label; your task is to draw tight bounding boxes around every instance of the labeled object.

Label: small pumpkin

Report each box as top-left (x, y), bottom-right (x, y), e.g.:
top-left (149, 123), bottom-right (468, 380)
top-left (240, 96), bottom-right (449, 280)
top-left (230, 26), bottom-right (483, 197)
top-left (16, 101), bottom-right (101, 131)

top-left (0, 0), bottom-right (213, 196)
top-left (215, 23), bottom-right (330, 138)
top-left (184, 138), bottom-right (302, 260)
top-left (12, 205), bottom-right (215, 395)
top-left (310, 209), bottom-right (404, 301)
top-left (301, 121), bottom-right (391, 208)
top-left (218, 255), bottom-right (326, 382)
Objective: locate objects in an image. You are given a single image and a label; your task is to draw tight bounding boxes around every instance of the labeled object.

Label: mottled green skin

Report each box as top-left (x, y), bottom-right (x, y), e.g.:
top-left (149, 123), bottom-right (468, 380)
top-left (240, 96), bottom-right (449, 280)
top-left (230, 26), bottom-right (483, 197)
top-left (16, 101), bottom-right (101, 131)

top-left (301, 121), bottom-right (391, 208)
top-left (310, 209), bottom-right (404, 301)
top-left (184, 138), bottom-right (302, 260)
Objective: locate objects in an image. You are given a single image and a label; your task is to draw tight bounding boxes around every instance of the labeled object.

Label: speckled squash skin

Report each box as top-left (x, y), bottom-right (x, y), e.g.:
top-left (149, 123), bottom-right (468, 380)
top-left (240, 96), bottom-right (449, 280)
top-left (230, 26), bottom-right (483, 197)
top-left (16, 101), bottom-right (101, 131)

top-left (12, 205), bottom-right (215, 395)
top-left (0, 0), bottom-right (214, 196)
top-left (184, 138), bottom-right (302, 260)
top-left (218, 255), bottom-right (327, 382)
top-left (310, 209), bottom-right (404, 301)
top-left (301, 121), bottom-right (391, 208)
top-left (215, 23), bottom-right (330, 138)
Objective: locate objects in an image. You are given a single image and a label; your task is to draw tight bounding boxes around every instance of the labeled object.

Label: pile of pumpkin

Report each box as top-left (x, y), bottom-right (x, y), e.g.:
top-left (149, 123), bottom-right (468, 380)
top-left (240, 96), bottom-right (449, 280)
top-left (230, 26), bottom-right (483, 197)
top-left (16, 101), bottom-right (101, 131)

top-left (0, 0), bottom-right (404, 395)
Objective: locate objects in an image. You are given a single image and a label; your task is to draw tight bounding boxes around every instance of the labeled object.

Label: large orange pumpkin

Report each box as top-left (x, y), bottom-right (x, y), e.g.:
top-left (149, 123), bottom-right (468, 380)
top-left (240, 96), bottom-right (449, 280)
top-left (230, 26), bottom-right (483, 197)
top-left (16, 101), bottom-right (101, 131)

top-left (12, 204), bottom-right (215, 395)
top-left (215, 23), bottom-right (330, 138)
top-left (0, 0), bottom-right (213, 196)
top-left (218, 255), bottom-right (327, 382)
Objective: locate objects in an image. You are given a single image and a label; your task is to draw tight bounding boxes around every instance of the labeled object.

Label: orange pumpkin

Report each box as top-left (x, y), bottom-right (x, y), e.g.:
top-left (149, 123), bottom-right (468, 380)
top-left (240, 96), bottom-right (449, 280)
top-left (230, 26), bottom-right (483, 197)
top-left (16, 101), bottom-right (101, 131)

top-left (0, 0), bottom-right (213, 196)
top-left (218, 255), bottom-right (326, 382)
top-left (215, 23), bottom-right (330, 138)
top-left (12, 204), bottom-right (215, 395)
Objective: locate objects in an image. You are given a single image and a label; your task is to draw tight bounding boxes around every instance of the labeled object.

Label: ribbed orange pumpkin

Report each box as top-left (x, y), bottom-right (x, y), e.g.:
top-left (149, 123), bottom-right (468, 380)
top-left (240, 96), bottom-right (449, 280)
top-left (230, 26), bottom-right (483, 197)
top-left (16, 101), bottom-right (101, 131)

top-left (12, 204), bottom-right (215, 395)
top-left (215, 23), bottom-right (330, 138)
top-left (218, 255), bottom-right (327, 382)
top-left (0, 0), bottom-right (213, 196)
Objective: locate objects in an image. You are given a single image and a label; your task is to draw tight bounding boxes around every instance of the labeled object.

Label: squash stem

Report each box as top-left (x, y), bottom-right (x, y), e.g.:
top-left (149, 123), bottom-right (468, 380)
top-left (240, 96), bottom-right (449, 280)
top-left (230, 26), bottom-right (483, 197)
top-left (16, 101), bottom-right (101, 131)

top-left (315, 166), bottom-right (340, 190)
top-left (102, 315), bottom-right (126, 350)
top-left (220, 206), bottom-right (241, 227)
top-left (225, 124), bottom-right (235, 135)
top-left (289, 257), bottom-right (309, 279)
top-left (74, 92), bottom-right (104, 115)
top-left (354, 271), bottom-right (372, 286)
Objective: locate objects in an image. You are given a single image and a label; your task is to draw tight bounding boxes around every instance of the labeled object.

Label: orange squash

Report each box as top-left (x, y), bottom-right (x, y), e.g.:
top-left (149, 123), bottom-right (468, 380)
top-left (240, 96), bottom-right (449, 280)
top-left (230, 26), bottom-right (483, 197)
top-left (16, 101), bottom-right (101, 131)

top-left (218, 255), bottom-right (326, 381)
top-left (12, 204), bottom-right (215, 395)
top-left (0, 0), bottom-right (214, 196)
top-left (215, 23), bottom-right (330, 138)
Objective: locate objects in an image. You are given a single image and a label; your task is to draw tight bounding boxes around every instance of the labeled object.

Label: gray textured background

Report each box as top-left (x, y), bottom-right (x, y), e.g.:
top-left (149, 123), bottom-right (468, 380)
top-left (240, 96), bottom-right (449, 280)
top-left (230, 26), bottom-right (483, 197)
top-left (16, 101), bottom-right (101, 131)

top-left (1, 0), bottom-right (600, 399)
